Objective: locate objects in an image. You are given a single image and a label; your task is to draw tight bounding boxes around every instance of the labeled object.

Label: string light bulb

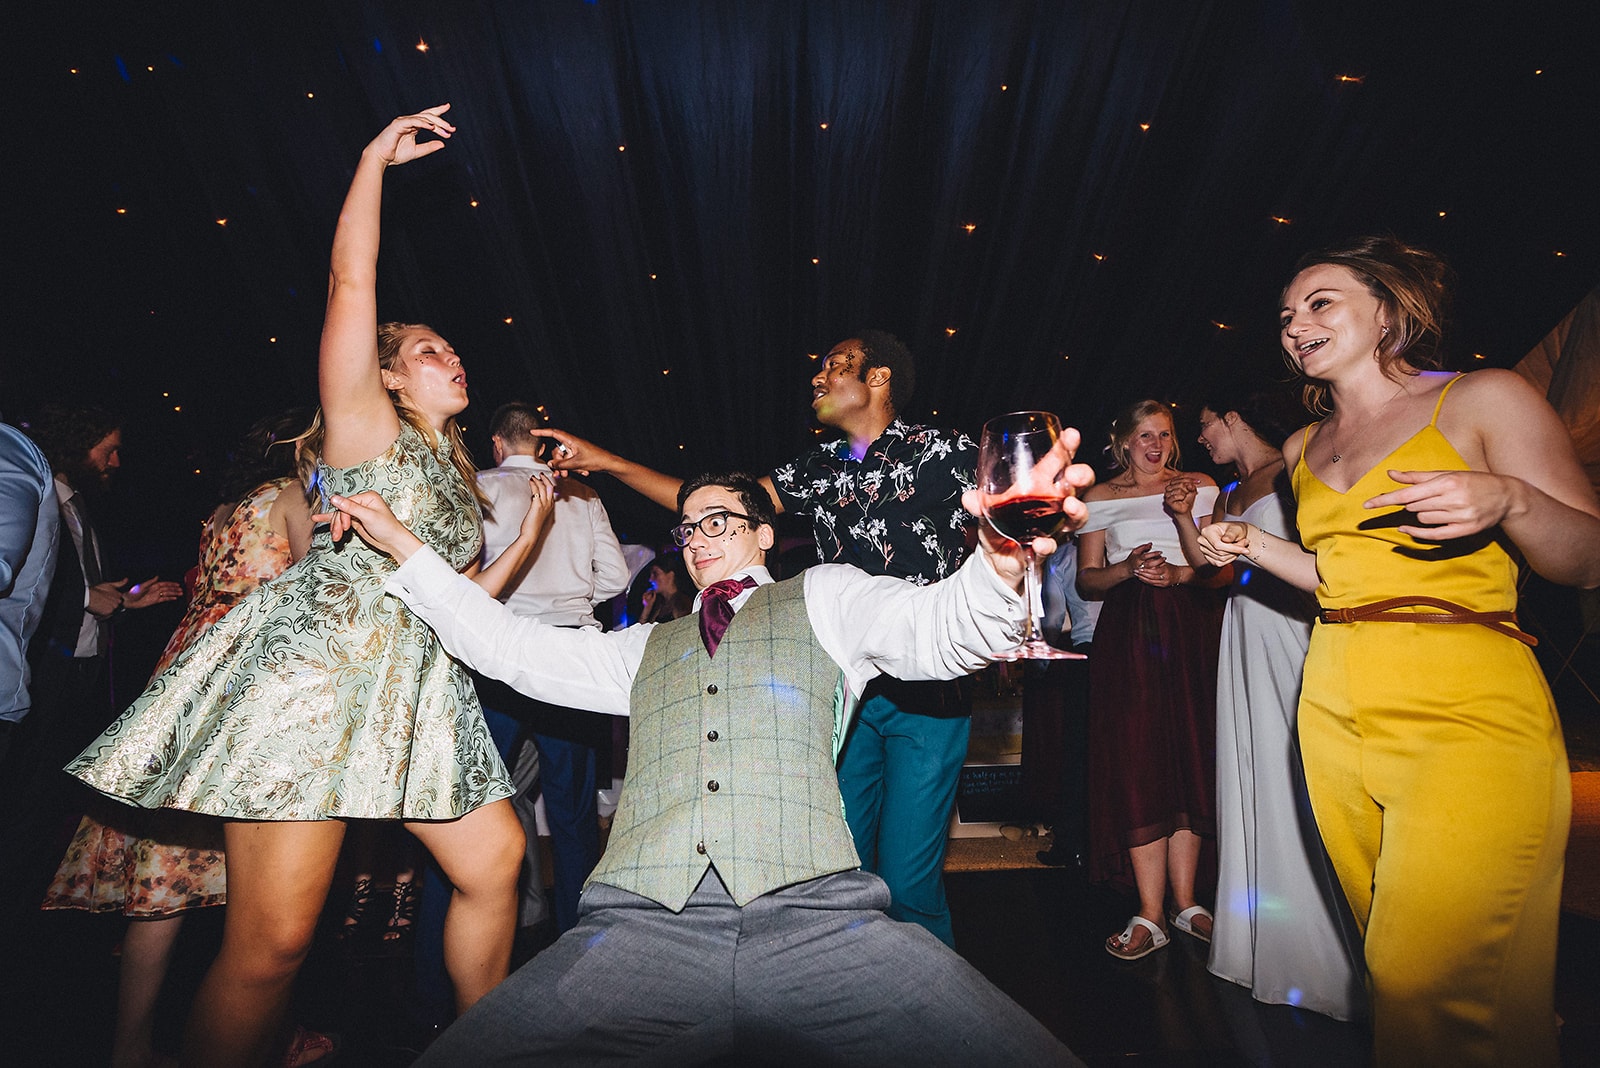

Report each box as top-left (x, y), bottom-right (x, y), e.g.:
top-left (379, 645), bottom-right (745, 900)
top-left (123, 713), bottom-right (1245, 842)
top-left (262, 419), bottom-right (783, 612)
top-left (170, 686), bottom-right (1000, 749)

top-left (503, 317), bottom-right (514, 324)
top-left (469, 199), bottom-right (479, 208)
top-left (962, 223), bottom-right (976, 233)
top-left (811, 258), bottom-right (819, 265)
top-left (415, 39), bottom-right (429, 53)
top-left (215, 218), bottom-right (227, 227)
top-left (1211, 320), bottom-right (1233, 330)
top-left (819, 122), bottom-right (829, 130)
top-left (1335, 74), bottom-right (1364, 84)
top-left (1091, 252), bottom-right (1105, 261)
top-left (1270, 215), bottom-right (1292, 225)
top-left (944, 327), bottom-right (957, 337)
top-left (1138, 123), bottom-right (1150, 131)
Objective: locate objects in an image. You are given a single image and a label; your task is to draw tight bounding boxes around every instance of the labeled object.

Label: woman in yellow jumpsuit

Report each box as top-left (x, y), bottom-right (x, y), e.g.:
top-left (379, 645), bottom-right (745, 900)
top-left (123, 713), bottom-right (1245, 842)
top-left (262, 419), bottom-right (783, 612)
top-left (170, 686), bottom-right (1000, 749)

top-left (1197, 235), bottom-right (1600, 1067)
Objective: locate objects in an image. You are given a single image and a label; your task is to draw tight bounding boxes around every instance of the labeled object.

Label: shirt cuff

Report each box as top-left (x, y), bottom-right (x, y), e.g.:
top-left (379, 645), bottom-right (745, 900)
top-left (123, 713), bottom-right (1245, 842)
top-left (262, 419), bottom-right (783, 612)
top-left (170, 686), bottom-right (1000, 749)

top-left (385, 545), bottom-right (455, 603)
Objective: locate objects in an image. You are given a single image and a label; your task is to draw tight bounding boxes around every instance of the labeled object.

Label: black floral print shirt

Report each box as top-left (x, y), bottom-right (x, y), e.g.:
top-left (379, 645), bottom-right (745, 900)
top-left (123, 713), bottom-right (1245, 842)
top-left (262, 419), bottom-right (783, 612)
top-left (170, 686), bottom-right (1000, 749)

top-left (769, 420), bottom-right (977, 584)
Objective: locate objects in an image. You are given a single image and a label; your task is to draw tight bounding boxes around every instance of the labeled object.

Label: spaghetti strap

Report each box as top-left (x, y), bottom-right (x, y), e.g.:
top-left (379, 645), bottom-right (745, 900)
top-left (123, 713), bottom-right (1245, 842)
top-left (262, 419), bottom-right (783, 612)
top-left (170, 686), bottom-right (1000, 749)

top-left (1299, 421), bottom-right (1321, 465)
top-left (1429, 373), bottom-right (1466, 426)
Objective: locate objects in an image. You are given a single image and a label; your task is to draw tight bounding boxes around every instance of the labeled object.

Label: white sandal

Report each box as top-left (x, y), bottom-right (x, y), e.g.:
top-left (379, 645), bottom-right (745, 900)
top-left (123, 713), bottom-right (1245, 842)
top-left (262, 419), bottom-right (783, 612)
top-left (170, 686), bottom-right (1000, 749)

top-left (1170, 904), bottom-right (1213, 944)
top-left (1106, 915), bottom-right (1169, 960)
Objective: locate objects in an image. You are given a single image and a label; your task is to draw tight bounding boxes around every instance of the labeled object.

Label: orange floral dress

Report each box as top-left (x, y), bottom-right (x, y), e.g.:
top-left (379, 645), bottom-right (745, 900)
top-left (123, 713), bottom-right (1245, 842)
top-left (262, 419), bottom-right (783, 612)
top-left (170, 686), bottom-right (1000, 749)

top-left (42, 477), bottom-right (299, 915)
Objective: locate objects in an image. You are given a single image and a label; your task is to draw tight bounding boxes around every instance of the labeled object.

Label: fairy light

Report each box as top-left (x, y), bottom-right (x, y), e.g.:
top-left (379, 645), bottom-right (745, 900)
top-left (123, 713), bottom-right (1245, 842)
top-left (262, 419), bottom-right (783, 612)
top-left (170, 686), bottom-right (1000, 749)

top-left (649, 272), bottom-right (657, 280)
top-left (415, 39), bottom-right (429, 53)
top-left (819, 122), bottom-right (829, 130)
top-left (1270, 215), bottom-right (1292, 225)
top-left (503, 317), bottom-right (514, 324)
top-left (1211, 320), bottom-right (1233, 330)
top-left (944, 327), bottom-right (957, 337)
top-left (962, 223), bottom-right (976, 233)
top-left (69, 68), bottom-right (79, 74)
top-left (1000, 84), bottom-right (1008, 92)
top-left (1335, 74), bottom-right (1364, 84)
top-left (662, 369), bottom-right (670, 375)
top-left (1554, 250), bottom-right (1567, 257)
top-left (1473, 353), bottom-right (1486, 360)
top-left (469, 199), bottom-right (479, 208)
top-left (618, 144), bottom-right (626, 152)
top-left (1138, 123), bottom-right (1150, 131)
top-left (215, 218), bottom-right (227, 227)
top-left (269, 337), bottom-right (277, 343)
top-left (1438, 210), bottom-right (1448, 218)
top-left (808, 352), bottom-right (819, 360)
top-left (306, 92), bottom-right (315, 99)
top-left (811, 258), bottom-right (820, 265)
top-left (116, 208), bottom-right (128, 215)
top-left (1091, 252), bottom-right (1105, 261)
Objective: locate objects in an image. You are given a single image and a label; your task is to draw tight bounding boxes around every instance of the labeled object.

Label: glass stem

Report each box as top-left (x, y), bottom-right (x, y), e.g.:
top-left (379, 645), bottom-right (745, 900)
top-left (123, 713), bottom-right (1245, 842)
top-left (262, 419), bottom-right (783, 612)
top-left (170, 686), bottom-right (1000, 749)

top-left (1022, 547), bottom-right (1042, 645)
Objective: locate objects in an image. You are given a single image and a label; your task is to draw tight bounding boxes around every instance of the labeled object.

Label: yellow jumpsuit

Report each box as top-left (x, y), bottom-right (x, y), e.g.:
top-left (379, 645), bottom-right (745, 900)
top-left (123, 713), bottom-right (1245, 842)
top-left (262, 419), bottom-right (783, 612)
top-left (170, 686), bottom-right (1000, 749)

top-left (1293, 376), bottom-right (1567, 1067)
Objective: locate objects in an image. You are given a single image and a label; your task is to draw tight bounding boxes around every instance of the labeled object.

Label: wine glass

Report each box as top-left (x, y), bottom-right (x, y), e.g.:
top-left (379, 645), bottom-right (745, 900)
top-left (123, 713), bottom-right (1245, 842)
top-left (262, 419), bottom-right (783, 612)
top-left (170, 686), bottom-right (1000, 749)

top-left (978, 411), bottom-right (1085, 661)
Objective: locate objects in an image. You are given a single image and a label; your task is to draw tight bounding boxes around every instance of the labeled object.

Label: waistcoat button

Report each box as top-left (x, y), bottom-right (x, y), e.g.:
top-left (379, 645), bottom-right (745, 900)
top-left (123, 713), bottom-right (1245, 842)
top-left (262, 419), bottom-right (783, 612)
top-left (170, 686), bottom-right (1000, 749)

top-left (707, 780), bottom-right (719, 792)
top-left (696, 841), bottom-right (707, 854)
top-left (706, 684), bottom-right (718, 695)
top-left (707, 730), bottom-right (719, 741)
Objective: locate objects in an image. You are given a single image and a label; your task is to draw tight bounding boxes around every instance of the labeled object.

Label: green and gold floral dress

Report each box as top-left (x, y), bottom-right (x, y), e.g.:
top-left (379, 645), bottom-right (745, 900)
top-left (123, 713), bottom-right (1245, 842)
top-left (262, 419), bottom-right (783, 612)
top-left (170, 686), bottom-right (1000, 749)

top-left (68, 424), bottom-right (512, 821)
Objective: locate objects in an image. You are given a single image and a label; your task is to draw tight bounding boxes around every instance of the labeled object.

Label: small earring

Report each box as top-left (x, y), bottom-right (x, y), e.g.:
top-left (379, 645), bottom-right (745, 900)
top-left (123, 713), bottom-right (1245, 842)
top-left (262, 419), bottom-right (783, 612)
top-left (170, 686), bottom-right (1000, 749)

top-left (1381, 325), bottom-right (1390, 335)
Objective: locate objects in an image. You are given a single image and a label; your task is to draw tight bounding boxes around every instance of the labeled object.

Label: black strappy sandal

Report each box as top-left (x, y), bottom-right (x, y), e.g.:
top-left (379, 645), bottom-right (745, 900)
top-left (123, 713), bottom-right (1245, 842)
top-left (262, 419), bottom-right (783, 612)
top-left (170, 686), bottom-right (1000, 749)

top-left (384, 878), bottom-right (418, 942)
top-left (337, 876), bottom-right (373, 941)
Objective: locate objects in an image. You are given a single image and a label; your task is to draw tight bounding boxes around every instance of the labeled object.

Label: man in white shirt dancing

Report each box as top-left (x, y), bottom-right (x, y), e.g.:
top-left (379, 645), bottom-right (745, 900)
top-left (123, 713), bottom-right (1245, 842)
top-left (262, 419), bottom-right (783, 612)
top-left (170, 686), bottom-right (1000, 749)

top-left (326, 450), bottom-right (1091, 1066)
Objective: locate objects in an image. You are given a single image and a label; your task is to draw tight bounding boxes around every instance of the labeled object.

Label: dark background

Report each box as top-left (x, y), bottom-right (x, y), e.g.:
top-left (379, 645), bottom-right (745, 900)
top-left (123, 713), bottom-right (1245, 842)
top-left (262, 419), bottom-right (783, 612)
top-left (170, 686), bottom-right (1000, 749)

top-left (6, 0), bottom-right (1598, 574)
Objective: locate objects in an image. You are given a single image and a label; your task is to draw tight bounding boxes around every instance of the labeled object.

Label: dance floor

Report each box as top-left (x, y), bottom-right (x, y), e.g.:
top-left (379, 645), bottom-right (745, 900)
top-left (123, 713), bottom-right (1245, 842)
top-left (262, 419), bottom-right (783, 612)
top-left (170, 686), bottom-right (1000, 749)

top-left (5, 804), bottom-right (1600, 1066)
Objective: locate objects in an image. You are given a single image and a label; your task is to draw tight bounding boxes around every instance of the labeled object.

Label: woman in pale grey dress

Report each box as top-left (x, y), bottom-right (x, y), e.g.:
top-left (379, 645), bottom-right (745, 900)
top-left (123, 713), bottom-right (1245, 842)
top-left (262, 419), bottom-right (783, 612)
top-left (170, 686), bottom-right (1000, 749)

top-left (1172, 390), bottom-right (1363, 1020)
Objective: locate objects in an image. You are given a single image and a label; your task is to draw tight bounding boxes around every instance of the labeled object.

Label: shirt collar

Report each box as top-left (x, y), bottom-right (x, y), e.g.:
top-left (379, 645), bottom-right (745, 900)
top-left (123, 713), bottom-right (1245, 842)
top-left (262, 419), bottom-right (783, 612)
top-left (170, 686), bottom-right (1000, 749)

top-left (690, 565), bottom-right (774, 614)
top-left (827, 417), bottom-right (908, 461)
top-left (496, 454), bottom-right (549, 473)
top-left (54, 475), bottom-right (77, 506)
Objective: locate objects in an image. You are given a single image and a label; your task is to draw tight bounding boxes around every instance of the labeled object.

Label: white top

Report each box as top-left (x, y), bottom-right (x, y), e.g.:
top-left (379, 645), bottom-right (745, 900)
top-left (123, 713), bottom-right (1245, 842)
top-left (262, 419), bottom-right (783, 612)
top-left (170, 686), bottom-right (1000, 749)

top-left (1081, 487), bottom-right (1217, 566)
top-left (385, 548), bottom-right (1026, 718)
top-left (476, 456), bottom-right (630, 627)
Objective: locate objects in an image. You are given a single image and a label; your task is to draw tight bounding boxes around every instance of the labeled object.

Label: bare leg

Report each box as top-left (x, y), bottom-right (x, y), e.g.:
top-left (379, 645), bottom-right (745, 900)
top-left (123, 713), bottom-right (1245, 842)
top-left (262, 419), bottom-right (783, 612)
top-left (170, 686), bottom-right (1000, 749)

top-left (1108, 836), bottom-right (1173, 954)
top-left (1166, 829), bottom-right (1211, 936)
top-left (113, 914), bottom-right (185, 1068)
top-left (180, 820), bottom-right (346, 1068)
top-left (406, 799), bottom-right (523, 1013)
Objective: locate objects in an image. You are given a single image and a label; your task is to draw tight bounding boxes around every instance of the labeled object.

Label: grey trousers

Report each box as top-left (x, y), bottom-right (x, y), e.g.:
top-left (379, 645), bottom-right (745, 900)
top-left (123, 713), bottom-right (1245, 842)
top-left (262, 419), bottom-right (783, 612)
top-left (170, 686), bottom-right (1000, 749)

top-left (418, 868), bottom-right (1082, 1067)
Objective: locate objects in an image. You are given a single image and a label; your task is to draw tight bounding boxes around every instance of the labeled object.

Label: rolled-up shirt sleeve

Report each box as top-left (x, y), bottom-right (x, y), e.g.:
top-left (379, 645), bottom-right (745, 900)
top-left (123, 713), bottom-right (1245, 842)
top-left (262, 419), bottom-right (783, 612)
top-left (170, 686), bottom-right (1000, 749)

top-left (386, 546), bottom-right (649, 716)
top-left (802, 550), bottom-right (1025, 699)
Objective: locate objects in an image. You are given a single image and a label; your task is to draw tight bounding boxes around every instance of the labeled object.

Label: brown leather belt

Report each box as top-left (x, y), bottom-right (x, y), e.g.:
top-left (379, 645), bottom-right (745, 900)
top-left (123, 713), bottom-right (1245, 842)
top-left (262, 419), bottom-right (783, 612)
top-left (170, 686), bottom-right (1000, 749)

top-left (1317, 596), bottom-right (1536, 647)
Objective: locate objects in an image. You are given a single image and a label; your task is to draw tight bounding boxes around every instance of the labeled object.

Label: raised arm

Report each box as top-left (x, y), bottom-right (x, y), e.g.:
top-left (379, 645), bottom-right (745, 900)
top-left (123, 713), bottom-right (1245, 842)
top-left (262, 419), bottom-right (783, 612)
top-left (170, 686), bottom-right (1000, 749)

top-left (533, 427), bottom-right (788, 516)
top-left (467, 473), bottom-right (557, 598)
top-left (1368, 368), bottom-right (1600, 588)
top-left (318, 106), bottom-right (454, 467)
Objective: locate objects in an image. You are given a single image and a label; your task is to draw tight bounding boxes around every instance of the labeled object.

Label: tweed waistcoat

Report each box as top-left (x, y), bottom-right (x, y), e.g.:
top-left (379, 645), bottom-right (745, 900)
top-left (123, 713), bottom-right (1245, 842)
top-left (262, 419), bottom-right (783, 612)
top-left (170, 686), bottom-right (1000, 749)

top-left (589, 576), bottom-right (860, 910)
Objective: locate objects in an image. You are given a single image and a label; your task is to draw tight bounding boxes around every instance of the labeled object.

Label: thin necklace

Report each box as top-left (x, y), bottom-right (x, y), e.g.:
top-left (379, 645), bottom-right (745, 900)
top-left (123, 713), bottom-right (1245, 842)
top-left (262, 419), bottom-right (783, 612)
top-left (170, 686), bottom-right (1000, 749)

top-left (1329, 388), bottom-right (1406, 462)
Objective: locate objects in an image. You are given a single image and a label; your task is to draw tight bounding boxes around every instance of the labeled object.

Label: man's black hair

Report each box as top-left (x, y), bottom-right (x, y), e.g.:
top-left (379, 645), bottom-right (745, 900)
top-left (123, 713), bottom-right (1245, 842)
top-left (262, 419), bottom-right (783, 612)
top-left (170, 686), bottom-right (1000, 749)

top-left (850, 330), bottom-right (915, 415)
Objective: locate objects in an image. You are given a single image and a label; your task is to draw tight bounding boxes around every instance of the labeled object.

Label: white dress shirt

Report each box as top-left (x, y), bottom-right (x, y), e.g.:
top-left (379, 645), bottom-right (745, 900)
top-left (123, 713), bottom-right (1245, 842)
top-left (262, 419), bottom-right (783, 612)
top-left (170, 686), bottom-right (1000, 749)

top-left (477, 455), bottom-right (631, 626)
top-left (54, 476), bottom-right (106, 657)
top-left (385, 549), bottom-right (1026, 719)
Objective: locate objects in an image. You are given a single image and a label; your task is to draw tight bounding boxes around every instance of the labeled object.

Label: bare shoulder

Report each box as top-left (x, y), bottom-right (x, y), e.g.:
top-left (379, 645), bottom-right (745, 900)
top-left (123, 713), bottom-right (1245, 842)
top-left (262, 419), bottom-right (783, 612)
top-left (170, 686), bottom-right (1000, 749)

top-left (1445, 367), bottom-right (1543, 409)
top-left (1081, 480), bottom-right (1119, 503)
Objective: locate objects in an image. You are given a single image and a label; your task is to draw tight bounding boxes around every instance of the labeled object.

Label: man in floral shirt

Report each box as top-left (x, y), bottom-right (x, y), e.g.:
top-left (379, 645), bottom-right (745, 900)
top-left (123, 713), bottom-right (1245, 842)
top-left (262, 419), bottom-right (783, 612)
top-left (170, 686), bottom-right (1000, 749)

top-left (536, 331), bottom-right (977, 946)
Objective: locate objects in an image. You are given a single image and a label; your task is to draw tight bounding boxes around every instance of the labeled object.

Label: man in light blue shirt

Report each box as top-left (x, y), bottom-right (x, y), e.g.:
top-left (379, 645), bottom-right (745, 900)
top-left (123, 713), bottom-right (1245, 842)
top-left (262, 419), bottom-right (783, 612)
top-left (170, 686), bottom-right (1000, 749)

top-left (0, 417), bottom-right (59, 765)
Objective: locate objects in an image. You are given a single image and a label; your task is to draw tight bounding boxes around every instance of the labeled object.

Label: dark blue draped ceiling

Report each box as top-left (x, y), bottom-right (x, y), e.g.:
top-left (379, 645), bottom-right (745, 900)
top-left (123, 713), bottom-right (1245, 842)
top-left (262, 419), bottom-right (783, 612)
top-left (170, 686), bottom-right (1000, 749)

top-left (9, 0), bottom-right (1598, 542)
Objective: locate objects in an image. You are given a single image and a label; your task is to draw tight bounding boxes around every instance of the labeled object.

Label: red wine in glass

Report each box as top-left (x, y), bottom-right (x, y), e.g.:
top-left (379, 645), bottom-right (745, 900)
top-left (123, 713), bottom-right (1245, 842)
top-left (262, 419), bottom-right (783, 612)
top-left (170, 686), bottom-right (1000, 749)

top-left (985, 495), bottom-right (1070, 545)
top-left (978, 412), bottom-right (1085, 661)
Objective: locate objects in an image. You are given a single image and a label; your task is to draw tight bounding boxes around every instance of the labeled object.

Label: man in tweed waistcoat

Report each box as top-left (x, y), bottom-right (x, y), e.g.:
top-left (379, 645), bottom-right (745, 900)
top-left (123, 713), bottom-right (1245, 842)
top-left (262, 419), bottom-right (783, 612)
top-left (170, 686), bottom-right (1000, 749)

top-left (326, 458), bottom-right (1091, 1066)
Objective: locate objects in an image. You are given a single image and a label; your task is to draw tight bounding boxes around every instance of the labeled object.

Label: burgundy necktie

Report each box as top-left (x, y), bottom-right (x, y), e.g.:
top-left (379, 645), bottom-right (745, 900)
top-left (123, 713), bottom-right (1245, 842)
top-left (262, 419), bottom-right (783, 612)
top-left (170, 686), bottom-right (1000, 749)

top-left (698, 577), bottom-right (758, 658)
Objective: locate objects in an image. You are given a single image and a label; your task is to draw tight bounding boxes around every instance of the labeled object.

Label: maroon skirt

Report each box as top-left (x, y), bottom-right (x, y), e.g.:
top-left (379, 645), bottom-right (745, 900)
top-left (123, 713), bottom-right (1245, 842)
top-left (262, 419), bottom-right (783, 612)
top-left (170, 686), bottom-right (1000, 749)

top-left (1087, 579), bottom-right (1223, 885)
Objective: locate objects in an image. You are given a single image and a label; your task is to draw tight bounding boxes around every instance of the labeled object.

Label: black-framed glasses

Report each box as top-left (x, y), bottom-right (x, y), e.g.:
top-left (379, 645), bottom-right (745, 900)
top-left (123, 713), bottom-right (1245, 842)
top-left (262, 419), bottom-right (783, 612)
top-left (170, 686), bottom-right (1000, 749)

top-left (670, 511), bottom-right (756, 547)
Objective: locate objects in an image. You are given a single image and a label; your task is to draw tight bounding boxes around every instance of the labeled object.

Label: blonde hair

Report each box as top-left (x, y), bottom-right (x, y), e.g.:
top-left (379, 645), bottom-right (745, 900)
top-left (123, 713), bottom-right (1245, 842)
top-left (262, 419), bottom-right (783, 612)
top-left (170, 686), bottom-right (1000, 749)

top-left (1107, 399), bottom-right (1182, 472)
top-left (295, 322), bottom-right (487, 505)
top-left (1284, 236), bottom-right (1451, 415)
